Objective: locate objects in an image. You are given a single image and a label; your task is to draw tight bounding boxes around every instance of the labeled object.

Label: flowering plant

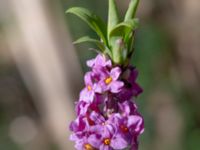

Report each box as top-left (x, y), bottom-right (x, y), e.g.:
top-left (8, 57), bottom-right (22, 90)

top-left (66, 0), bottom-right (144, 149)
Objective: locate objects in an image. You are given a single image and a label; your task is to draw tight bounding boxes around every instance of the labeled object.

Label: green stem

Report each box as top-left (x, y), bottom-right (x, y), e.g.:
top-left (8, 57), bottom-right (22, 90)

top-left (124, 0), bottom-right (140, 21)
top-left (108, 0), bottom-right (119, 37)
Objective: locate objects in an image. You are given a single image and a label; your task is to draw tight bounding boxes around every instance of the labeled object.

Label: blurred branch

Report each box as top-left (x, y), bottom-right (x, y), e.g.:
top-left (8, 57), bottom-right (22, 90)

top-left (3, 0), bottom-right (82, 149)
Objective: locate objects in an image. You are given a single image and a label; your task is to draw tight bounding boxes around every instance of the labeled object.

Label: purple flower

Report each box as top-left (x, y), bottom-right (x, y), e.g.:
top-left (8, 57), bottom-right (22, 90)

top-left (89, 124), bottom-right (128, 150)
top-left (99, 116), bottom-right (142, 150)
top-left (89, 111), bottom-right (105, 125)
top-left (127, 67), bottom-right (143, 97)
top-left (87, 54), bottom-right (112, 70)
top-left (70, 55), bottom-right (144, 150)
top-left (117, 67), bottom-right (143, 101)
top-left (75, 101), bottom-right (90, 116)
top-left (75, 95), bottom-right (103, 117)
top-left (79, 72), bottom-right (101, 103)
top-left (99, 67), bottom-right (124, 93)
top-left (71, 133), bottom-right (98, 150)
top-left (118, 101), bottom-right (144, 136)
top-left (70, 115), bottom-right (87, 133)
top-left (118, 101), bottom-right (138, 116)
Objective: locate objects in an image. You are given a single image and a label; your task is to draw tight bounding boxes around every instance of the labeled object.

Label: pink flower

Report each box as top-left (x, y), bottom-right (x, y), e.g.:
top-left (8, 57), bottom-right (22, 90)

top-left (99, 67), bottom-right (124, 93)
top-left (79, 72), bottom-right (101, 103)
top-left (70, 55), bottom-right (144, 150)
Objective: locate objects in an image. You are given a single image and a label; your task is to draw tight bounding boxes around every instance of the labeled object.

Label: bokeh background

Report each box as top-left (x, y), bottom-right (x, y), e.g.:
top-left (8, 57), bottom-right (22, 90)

top-left (0, 0), bottom-right (200, 150)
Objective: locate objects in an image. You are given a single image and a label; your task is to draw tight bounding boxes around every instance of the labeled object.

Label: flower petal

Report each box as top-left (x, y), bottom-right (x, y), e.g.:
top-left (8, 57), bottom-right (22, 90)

top-left (90, 111), bottom-right (105, 124)
top-left (129, 68), bottom-right (138, 82)
top-left (79, 88), bottom-right (95, 103)
top-left (111, 134), bottom-right (128, 149)
top-left (86, 57), bottom-right (95, 67)
top-left (128, 115), bottom-right (144, 134)
top-left (88, 134), bottom-right (101, 148)
top-left (110, 67), bottom-right (121, 80)
top-left (100, 144), bottom-right (110, 150)
top-left (84, 72), bottom-right (93, 85)
top-left (110, 81), bottom-right (124, 93)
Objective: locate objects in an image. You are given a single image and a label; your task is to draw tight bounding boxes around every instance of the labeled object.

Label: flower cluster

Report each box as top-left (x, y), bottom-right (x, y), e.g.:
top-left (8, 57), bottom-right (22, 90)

top-left (70, 54), bottom-right (144, 150)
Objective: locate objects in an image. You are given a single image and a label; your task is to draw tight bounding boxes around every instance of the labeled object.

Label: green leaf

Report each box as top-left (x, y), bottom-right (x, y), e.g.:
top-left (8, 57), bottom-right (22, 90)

top-left (108, 0), bottom-right (120, 36)
top-left (109, 18), bottom-right (139, 38)
top-left (66, 7), bottom-right (108, 46)
top-left (73, 36), bottom-right (105, 51)
top-left (124, 0), bottom-right (140, 21)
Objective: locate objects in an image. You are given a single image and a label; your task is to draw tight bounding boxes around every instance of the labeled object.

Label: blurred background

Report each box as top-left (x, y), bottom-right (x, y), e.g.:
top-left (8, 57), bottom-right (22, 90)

top-left (0, 0), bottom-right (200, 150)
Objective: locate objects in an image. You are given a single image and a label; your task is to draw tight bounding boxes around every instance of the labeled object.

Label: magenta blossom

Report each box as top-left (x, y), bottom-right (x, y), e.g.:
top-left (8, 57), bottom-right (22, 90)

top-left (79, 72), bottom-right (100, 103)
top-left (99, 67), bottom-right (124, 93)
top-left (88, 124), bottom-right (128, 150)
top-left (116, 67), bottom-right (143, 101)
top-left (87, 54), bottom-right (112, 70)
top-left (70, 54), bottom-right (144, 150)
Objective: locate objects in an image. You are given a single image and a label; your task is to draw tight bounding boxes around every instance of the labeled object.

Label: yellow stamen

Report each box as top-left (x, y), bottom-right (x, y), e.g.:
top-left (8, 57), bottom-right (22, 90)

top-left (103, 138), bottom-right (111, 145)
top-left (84, 144), bottom-right (94, 150)
top-left (104, 77), bottom-right (112, 85)
top-left (87, 85), bottom-right (92, 91)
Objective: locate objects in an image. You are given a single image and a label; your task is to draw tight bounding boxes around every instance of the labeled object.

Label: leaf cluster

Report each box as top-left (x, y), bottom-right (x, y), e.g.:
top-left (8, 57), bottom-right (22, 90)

top-left (66, 0), bottom-right (140, 65)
